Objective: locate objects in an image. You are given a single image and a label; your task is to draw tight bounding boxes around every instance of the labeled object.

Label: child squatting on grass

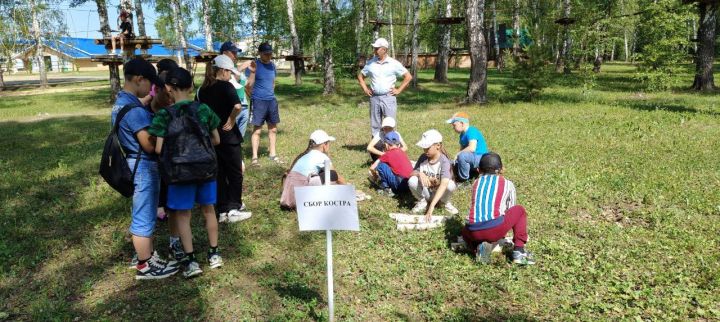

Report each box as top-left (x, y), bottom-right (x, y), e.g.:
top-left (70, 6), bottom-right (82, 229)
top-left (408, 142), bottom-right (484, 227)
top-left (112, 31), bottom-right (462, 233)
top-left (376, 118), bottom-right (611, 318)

top-left (460, 152), bottom-right (535, 265)
top-left (366, 116), bottom-right (408, 162)
top-left (409, 129), bottom-right (459, 220)
top-left (149, 67), bottom-right (224, 278)
top-left (369, 131), bottom-right (413, 195)
top-left (447, 112), bottom-right (489, 183)
top-left (111, 58), bottom-right (179, 280)
top-left (280, 130), bottom-right (346, 209)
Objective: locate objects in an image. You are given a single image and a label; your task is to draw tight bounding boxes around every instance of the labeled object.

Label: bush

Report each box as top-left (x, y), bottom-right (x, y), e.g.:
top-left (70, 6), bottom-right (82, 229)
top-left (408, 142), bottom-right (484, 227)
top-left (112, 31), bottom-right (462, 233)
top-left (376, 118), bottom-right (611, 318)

top-left (504, 45), bottom-right (553, 101)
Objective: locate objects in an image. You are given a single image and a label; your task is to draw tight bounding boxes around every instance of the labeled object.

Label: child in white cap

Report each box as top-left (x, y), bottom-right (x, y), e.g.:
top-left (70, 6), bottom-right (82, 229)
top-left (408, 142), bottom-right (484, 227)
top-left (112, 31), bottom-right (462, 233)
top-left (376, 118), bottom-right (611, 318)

top-left (408, 129), bottom-right (459, 220)
top-left (366, 116), bottom-right (408, 161)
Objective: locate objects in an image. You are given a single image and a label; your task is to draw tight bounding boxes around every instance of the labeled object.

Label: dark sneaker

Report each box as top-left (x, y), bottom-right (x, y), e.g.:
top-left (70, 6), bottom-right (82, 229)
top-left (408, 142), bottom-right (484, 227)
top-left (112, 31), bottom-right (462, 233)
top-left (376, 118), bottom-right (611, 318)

top-left (168, 240), bottom-right (186, 262)
top-left (476, 242), bottom-right (494, 264)
top-left (183, 260), bottom-right (203, 278)
top-left (135, 256), bottom-right (180, 280)
top-left (512, 250), bottom-right (536, 265)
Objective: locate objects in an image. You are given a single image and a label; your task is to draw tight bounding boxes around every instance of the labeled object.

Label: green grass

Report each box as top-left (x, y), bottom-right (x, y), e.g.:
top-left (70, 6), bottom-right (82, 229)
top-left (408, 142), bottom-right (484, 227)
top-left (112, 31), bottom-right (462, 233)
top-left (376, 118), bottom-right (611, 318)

top-left (1, 63), bottom-right (719, 320)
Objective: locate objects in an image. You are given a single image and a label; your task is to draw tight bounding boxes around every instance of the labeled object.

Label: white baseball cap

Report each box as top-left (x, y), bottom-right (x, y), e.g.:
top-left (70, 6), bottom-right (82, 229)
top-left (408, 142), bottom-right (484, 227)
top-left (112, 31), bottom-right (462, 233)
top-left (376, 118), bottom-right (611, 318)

top-left (416, 129), bottom-right (443, 149)
top-left (371, 38), bottom-right (390, 48)
top-left (310, 130), bottom-right (336, 145)
top-left (381, 117), bottom-right (396, 128)
top-left (212, 54), bottom-right (240, 76)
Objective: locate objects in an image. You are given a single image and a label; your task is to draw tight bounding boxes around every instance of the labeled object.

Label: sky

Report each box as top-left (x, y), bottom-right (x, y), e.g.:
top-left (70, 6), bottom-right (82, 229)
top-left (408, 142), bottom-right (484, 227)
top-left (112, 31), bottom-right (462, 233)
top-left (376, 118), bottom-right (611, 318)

top-left (58, 0), bottom-right (200, 40)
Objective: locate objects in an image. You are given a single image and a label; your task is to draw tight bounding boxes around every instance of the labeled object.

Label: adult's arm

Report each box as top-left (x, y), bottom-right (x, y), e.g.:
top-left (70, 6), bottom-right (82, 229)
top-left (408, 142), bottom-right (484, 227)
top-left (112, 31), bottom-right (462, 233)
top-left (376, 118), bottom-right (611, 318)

top-left (390, 71), bottom-right (412, 96)
top-left (357, 73), bottom-right (373, 97)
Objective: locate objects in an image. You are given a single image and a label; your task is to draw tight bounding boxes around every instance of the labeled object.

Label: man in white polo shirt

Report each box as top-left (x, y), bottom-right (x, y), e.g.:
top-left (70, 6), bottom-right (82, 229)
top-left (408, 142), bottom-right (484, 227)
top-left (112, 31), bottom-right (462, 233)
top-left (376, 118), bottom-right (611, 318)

top-left (357, 38), bottom-right (413, 136)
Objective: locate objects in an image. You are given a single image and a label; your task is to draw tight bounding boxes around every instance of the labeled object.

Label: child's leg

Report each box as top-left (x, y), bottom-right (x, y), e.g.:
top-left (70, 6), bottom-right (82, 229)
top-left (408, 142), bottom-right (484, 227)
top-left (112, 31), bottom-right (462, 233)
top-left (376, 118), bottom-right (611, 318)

top-left (375, 162), bottom-right (397, 190)
top-left (455, 152), bottom-right (475, 181)
top-left (174, 209), bottom-right (193, 254)
top-left (504, 205), bottom-right (529, 248)
top-left (111, 35), bottom-right (117, 52)
top-left (128, 158), bottom-right (160, 261)
top-left (408, 176), bottom-right (430, 201)
top-left (119, 34), bottom-right (125, 52)
top-left (201, 205), bottom-right (218, 248)
top-left (439, 180), bottom-right (457, 203)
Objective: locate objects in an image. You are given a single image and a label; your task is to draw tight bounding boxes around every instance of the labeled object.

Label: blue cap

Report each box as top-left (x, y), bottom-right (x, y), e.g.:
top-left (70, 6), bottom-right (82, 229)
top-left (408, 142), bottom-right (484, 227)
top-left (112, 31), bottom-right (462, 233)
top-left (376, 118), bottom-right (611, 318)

top-left (383, 131), bottom-right (401, 145)
top-left (220, 41), bottom-right (241, 53)
top-left (258, 42), bottom-right (273, 53)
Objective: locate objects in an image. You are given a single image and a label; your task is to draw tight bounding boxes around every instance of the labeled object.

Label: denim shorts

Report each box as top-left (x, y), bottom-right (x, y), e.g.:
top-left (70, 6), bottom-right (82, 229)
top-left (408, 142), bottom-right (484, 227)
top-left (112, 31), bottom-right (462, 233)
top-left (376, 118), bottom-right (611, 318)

top-left (127, 158), bottom-right (160, 238)
top-left (251, 98), bottom-right (280, 126)
top-left (167, 180), bottom-right (217, 210)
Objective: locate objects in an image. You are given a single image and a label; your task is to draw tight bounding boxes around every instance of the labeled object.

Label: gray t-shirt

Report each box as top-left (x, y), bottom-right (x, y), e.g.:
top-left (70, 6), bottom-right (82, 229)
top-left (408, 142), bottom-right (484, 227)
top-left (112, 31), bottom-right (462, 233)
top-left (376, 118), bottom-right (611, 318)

top-left (414, 153), bottom-right (452, 180)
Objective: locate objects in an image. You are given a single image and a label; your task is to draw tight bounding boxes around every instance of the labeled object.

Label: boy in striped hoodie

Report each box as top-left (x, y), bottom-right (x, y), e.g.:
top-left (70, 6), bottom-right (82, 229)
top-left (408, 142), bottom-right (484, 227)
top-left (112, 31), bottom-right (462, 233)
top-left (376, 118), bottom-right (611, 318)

top-left (461, 152), bottom-right (535, 265)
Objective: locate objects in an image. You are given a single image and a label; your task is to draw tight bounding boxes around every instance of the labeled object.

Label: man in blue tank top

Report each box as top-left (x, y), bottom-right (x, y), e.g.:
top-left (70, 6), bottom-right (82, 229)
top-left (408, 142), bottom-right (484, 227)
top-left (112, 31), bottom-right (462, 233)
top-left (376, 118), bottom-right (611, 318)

top-left (247, 42), bottom-right (281, 166)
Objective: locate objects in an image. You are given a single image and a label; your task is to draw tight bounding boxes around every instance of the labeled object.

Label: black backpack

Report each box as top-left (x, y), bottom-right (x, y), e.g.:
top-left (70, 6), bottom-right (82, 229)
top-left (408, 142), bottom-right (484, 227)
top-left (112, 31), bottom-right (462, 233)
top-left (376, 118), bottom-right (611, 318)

top-left (98, 104), bottom-right (142, 198)
top-left (159, 101), bottom-right (218, 184)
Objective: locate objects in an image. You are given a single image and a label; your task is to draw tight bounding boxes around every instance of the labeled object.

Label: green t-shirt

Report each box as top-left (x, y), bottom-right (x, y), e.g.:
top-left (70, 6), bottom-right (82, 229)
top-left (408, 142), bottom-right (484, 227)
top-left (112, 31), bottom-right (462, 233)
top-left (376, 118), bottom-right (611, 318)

top-left (149, 100), bottom-right (221, 138)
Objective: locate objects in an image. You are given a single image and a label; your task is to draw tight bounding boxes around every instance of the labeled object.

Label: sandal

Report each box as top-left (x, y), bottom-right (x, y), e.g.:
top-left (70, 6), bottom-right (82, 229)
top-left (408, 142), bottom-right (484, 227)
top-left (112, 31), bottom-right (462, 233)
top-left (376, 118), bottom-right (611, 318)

top-left (268, 155), bottom-right (284, 164)
top-left (251, 158), bottom-right (260, 166)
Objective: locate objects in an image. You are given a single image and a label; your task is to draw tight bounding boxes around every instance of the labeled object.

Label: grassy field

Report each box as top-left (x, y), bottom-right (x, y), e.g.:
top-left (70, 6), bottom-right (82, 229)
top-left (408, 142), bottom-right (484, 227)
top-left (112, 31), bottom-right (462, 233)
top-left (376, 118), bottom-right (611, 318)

top-left (0, 63), bottom-right (719, 321)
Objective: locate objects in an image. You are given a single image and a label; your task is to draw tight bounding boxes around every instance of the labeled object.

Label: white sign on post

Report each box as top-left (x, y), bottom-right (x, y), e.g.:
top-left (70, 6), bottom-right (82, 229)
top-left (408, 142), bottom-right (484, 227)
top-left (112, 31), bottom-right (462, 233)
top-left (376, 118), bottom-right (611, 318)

top-left (295, 185), bottom-right (360, 231)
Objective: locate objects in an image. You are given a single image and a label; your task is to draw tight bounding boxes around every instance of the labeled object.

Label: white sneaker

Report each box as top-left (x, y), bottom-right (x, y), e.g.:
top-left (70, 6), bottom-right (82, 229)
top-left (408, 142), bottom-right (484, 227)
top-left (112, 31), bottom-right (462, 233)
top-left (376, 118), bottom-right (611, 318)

top-left (239, 203), bottom-right (246, 211)
top-left (411, 199), bottom-right (428, 214)
top-left (208, 253), bottom-right (223, 269)
top-left (444, 202), bottom-right (459, 215)
top-left (218, 212), bottom-right (228, 223)
top-left (228, 209), bottom-right (252, 223)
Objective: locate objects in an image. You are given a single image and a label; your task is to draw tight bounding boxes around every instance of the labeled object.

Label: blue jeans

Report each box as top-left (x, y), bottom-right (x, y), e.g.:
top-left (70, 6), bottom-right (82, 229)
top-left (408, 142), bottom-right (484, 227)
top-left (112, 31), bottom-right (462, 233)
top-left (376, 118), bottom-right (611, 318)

top-left (236, 105), bottom-right (249, 140)
top-left (127, 158), bottom-right (160, 237)
top-left (376, 162), bottom-right (409, 193)
top-left (456, 151), bottom-right (482, 181)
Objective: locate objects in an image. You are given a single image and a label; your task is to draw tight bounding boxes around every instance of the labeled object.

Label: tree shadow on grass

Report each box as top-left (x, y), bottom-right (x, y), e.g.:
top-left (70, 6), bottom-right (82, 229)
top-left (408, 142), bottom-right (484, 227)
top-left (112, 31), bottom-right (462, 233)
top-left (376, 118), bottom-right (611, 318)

top-left (616, 99), bottom-right (720, 116)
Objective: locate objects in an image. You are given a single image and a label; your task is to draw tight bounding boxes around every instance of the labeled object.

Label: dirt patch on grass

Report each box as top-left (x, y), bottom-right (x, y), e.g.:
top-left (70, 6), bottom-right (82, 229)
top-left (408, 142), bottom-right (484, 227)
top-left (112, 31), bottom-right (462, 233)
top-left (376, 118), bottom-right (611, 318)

top-left (569, 201), bottom-right (651, 228)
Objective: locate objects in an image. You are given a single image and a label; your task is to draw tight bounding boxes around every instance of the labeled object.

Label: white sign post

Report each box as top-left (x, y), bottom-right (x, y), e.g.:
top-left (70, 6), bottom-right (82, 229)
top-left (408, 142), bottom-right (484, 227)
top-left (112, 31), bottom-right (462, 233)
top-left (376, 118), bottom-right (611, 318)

top-left (295, 160), bottom-right (360, 322)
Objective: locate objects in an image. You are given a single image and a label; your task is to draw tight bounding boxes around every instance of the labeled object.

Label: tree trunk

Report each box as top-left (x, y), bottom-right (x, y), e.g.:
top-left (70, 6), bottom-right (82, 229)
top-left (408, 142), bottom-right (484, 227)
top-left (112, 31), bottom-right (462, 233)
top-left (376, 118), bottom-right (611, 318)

top-left (492, 0), bottom-right (502, 71)
top-left (95, 0), bottom-right (119, 100)
top-left (373, 0), bottom-right (384, 40)
top-left (29, 0), bottom-right (48, 89)
top-left (251, 0), bottom-right (258, 49)
top-left (512, 0), bottom-right (520, 56)
top-left (355, 0), bottom-right (366, 59)
top-left (434, 0), bottom-right (452, 82)
top-left (171, 0), bottom-right (192, 70)
top-left (555, 0), bottom-right (571, 74)
top-left (389, 4), bottom-right (395, 56)
top-left (410, 0), bottom-right (420, 88)
top-left (624, 30), bottom-right (629, 62)
top-left (134, 0), bottom-right (146, 36)
top-left (286, 0), bottom-right (304, 85)
top-left (202, 0), bottom-right (213, 51)
top-left (464, 0), bottom-right (488, 104)
top-left (322, 0), bottom-right (335, 94)
top-left (692, 1), bottom-right (717, 91)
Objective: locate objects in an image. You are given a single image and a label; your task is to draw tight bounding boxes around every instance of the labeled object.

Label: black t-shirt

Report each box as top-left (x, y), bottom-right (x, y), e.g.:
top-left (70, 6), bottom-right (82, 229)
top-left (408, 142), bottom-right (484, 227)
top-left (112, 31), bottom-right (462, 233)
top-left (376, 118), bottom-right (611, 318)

top-left (197, 80), bottom-right (242, 145)
top-left (120, 21), bottom-right (133, 36)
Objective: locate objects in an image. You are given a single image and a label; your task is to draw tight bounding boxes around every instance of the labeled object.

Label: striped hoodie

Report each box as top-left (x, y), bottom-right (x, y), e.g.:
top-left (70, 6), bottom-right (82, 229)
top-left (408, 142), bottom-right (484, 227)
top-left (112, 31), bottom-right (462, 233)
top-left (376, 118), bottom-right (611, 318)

top-left (466, 174), bottom-right (516, 231)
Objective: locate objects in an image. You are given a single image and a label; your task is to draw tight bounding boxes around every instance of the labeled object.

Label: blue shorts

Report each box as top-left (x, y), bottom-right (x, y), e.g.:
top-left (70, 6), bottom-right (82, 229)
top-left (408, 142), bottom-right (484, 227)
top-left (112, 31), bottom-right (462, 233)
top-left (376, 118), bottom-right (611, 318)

top-left (128, 158), bottom-right (160, 238)
top-left (167, 180), bottom-right (217, 210)
top-left (251, 98), bottom-right (280, 126)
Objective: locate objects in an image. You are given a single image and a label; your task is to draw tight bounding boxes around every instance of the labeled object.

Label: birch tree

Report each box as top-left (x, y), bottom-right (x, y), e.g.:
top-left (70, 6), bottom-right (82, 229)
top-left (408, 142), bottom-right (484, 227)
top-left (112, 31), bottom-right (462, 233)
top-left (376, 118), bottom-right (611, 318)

top-left (409, 0), bottom-right (420, 88)
top-left (287, 0), bottom-right (304, 85)
top-left (322, 0), bottom-right (335, 94)
top-left (202, 0), bottom-right (213, 51)
top-left (170, 0), bottom-right (192, 70)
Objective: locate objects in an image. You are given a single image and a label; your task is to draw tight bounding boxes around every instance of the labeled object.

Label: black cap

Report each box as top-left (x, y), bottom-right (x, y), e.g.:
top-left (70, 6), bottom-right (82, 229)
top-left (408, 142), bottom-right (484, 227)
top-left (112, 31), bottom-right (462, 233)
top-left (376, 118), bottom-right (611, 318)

top-left (164, 67), bottom-right (193, 89)
top-left (156, 58), bottom-right (179, 74)
top-left (258, 42), bottom-right (273, 53)
top-left (124, 58), bottom-right (162, 86)
top-left (220, 41), bottom-right (241, 53)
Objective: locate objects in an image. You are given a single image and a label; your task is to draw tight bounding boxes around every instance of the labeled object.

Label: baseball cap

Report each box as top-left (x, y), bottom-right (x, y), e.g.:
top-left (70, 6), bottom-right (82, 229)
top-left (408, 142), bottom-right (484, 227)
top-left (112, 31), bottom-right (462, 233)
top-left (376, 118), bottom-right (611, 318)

top-left (310, 130), bottom-right (336, 145)
top-left (220, 41), bottom-right (241, 53)
top-left (124, 58), bottom-right (162, 86)
top-left (383, 131), bottom-right (401, 145)
top-left (445, 111), bottom-right (470, 124)
top-left (416, 129), bottom-right (443, 149)
top-left (371, 38), bottom-right (390, 48)
top-left (258, 42), bottom-right (273, 53)
top-left (381, 117), bottom-right (396, 128)
top-left (212, 55), bottom-right (241, 76)
top-left (164, 67), bottom-right (193, 89)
